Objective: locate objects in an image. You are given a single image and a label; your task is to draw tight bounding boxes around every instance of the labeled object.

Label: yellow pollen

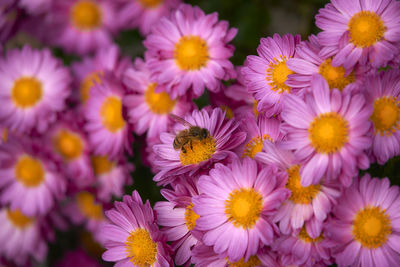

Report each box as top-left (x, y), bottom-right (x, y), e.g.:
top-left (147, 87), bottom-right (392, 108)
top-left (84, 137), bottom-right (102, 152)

top-left (370, 96), bottom-right (400, 136)
top-left (144, 83), bottom-right (176, 114)
top-left (81, 71), bottom-right (103, 103)
top-left (7, 209), bottom-right (34, 229)
top-left (174, 35), bottom-right (209, 71)
top-left (318, 58), bottom-right (355, 91)
top-left (298, 226), bottom-right (323, 243)
top-left (253, 100), bottom-right (259, 117)
top-left (125, 228), bottom-right (157, 266)
top-left (138, 0), bottom-right (163, 8)
top-left (14, 155), bottom-right (45, 187)
top-left (309, 112), bottom-right (349, 154)
top-left (348, 11), bottom-right (386, 47)
top-left (227, 255), bottom-right (262, 267)
top-left (184, 203), bottom-right (200, 231)
top-left (76, 192), bottom-right (103, 220)
top-left (100, 96), bottom-right (125, 132)
top-left (352, 206), bottom-right (391, 248)
top-left (91, 155), bottom-right (114, 175)
top-left (53, 129), bottom-right (83, 161)
top-left (220, 105), bottom-right (234, 119)
top-left (11, 77), bottom-right (42, 108)
top-left (179, 136), bottom-right (216, 166)
top-left (71, 0), bottom-right (102, 30)
top-left (286, 165), bottom-right (321, 204)
top-left (242, 134), bottom-right (272, 158)
top-left (225, 188), bottom-right (263, 229)
top-left (266, 56), bottom-right (293, 93)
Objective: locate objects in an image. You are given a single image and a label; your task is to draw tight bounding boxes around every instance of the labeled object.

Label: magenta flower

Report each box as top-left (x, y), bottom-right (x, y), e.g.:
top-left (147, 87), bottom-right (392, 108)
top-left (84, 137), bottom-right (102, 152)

top-left (316, 0), bottom-right (400, 70)
top-left (325, 174), bottom-right (400, 267)
top-left (193, 158), bottom-right (289, 262)
top-left (144, 4), bottom-right (237, 98)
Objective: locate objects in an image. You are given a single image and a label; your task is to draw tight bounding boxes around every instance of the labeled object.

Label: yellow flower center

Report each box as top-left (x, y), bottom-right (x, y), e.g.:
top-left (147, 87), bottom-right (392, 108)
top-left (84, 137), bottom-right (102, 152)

top-left (225, 188), bottom-right (263, 229)
top-left (7, 209), bottom-right (34, 229)
top-left (100, 96), bottom-right (125, 132)
top-left (352, 206), bottom-right (391, 248)
top-left (174, 35), bottom-right (209, 71)
top-left (184, 203), bottom-right (200, 231)
top-left (14, 155), bottom-right (45, 187)
top-left (53, 129), bottom-right (83, 161)
top-left (91, 155), bottom-right (115, 175)
top-left (242, 134), bottom-right (272, 159)
top-left (286, 165), bottom-right (321, 204)
top-left (220, 105), bottom-right (234, 119)
top-left (11, 77), bottom-right (42, 108)
top-left (309, 112), bottom-right (349, 154)
top-left (266, 56), bottom-right (293, 93)
top-left (76, 192), bottom-right (103, 220)
top-left (71, 0), bottom-right (102, 30)
top-left (138, 0), bottom-right (163, 8)
top-left (125, 228), bottom-right (157, 267)
top-left (179, 136), bottom-right (216, 166)
top-left (298, 226), bottom-right (323, 243)
top-left (144, 83), bottom-right (176, 114)
top-left (318, 58), bottom-right (355, 91)
top-left (227, 255), bottom-right (262, 267)
top-left (370, 96), bottom-right (400, 136)
top-left (348, 11), bottom-right (386, 47)
top-left (81, 71), bottom-right (103, 103)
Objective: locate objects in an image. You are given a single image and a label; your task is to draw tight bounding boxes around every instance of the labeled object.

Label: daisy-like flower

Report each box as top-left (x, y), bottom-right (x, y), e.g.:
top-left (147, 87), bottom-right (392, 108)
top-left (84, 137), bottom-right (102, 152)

top-left (117, 0), bottom-right (181, 35)
top-left (144, 4), bottom-right (237, 98)
top-left (242, 33), bottom-right (301, 116)
top-left (364, 69), bottom-right (400, 165)
top-left (85, 75), bottom-right (131, 159)
top-left (325, 174), bottom-right (400, 267)
top-left (280, 74), bottom-right (372, 187)
top-left (101, 191), bottom-right (172, 266)
top-left (152, 107), bottom-right (246, 185)
top-left (255, 141), bottom-right (341, 238)
top-left (46, 0), bottom-right (120, 55)
top-left (123, 58), bottom-right (193, 139)
top-left (286, 34), bottom-right (365, 93)
top-left (192, 158), bottom-right (289, 262)
top-left (71, 44), bottom-right (132, 105)
top-left (0, 138), bottom-right (66, 216)
top-left (0, 46), bottom-right (71, 134)
top-left (0, 207), bottom-right (48, 265)
top-left (316, 0), bottom-right (400, 70)
top-left (90, 154), bottom-right (134, 202)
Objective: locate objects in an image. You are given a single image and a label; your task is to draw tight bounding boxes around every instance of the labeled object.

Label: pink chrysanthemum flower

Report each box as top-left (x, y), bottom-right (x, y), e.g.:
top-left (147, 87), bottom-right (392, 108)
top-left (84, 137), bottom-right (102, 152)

top-left (242, 33), bottom-right (301, 116)
top-left (46, 0), bottom-right (120, 55)
top-left (286, 34), bottom-right (365, 93)
top-left (123, 58), bottom-right (193, 139)
top-left (315, 0), bottom-right (400, 70)
top-left (101, 191), bottom-right (172, 266)
top-left (325, 174), bottom-right (400, 267)
top-left (0, 46), bottom-right (71, 134)
top-left (154, 180), bottom-right (200, 266)
top-left (117, 0), bottom-right (181, 35)
top-left (152, 107), bottom-right (246, 185)
top-left (84, 75), bottom-right (131, 159)
top-left (255, 141), bottom-right (341, 238)
top-left (90, 154), bottom-right (134, 202)
top-left (144, 4), bottom-right (237, 98)
top-left (192, 158), bottom-right (289, 262)
top-left (280, 74), bottom-right (372, 187)
top-left (0, 138), bottom-right (66, 216)
top-left (0, 207), bottom-right (48, 265)
top-left (364, 69), bottom-right (400, 165)
top-left (71, 45), bottom-right (132, 105)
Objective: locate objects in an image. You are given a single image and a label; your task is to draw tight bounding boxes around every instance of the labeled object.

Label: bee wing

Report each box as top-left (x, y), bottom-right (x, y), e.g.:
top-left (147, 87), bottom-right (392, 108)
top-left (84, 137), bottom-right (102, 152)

top-left (170, 114), bottom-right (193, 127)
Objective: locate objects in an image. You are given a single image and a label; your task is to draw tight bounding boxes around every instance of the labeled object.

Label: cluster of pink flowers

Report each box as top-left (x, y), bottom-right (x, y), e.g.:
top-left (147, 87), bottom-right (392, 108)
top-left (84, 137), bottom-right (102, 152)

top-left (1, 0), bottom-right (400, 266)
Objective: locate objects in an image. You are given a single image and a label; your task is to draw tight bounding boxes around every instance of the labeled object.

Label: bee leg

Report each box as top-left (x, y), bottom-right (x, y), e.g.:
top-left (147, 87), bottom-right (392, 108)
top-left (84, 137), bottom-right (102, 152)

top-left (190, 139), bottom-right (193, 151)
top-left (182, 146), bottom-right (186, 153)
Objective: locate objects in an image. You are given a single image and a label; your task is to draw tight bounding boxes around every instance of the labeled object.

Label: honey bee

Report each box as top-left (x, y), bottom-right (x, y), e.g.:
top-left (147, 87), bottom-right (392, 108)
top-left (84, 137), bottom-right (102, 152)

top-left (170, 114), bottom-right (210, 154)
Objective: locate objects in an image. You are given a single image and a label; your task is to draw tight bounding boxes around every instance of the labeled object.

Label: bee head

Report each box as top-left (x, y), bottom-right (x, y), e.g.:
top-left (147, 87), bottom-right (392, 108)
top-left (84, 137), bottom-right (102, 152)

top-left (200, 128), bottom-right (209, 139)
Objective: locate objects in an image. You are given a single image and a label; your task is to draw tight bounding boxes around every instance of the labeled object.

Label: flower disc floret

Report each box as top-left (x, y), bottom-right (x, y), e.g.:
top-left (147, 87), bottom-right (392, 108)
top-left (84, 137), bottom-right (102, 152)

top-left (144, 83), bottom-right (176, 114)
top-left (71, 0), bottom-right (102, 30)
top-left (11, 77), bottom-right (42, 108)
top-left (179, 136), bottom-right (216, 165)
top-left (318, 58), bottom-right (355, 91)
top-left (15, 155), bottom-right (45, 187)
top-left (125, 228), bottom-right (157, 266)
top-left (348, 11), bottom-right (386, 48)
top-left (286, 165), bottom-right (320, 204)
top-left (371, 96), bottom-right (399, 136)
top-left (174, 35), bottom-right (209, 71)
